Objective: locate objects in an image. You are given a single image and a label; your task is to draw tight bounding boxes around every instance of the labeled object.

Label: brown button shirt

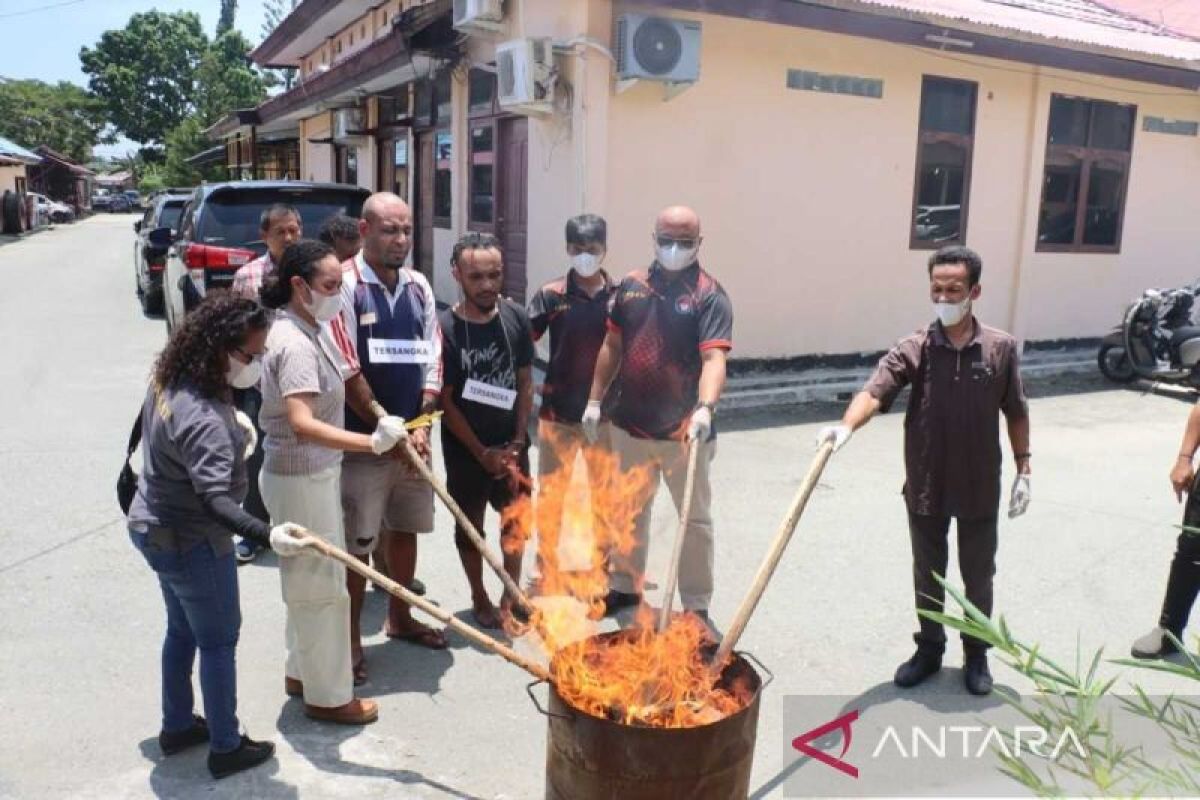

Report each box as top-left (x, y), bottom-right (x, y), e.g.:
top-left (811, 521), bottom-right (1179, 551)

top-left (863, 320), bottom-right (1028, 519)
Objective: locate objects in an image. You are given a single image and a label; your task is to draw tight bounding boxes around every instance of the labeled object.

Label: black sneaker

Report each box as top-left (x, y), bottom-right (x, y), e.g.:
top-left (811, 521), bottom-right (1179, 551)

top-left (408, 577), bottom-right (427, 596)
top-left (964, 653), bottom-right (993, 696)
top-left (893, 648), bottom-right (942, 688)
top-left (1131, 626), bottom-right (1180, 660)
top-left (158, 715), bottom-right (208, 756)
top-left (235, 540), bottom-right (262, 565)
top-left (207, 735), bottom-right (275, 779)
top-left (589, 589), bottom-right (642, 620)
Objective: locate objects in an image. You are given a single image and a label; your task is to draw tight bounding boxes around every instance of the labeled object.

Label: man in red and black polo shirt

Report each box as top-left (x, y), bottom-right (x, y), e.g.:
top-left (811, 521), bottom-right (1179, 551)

top-left (527, 214), bottom-right (613, 587)
top-left (584, 205), bottom-right (733, 625)
top-left (818, 245), bottom-right (1031, 696)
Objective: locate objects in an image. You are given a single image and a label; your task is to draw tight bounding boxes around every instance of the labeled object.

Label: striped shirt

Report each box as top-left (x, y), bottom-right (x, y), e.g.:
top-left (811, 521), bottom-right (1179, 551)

top-left (259, 310), bottom-right (347, 476)
top-left (230, 253), bottom-right (275, 301)
top-left (329, 251), bottom-right (443, 396)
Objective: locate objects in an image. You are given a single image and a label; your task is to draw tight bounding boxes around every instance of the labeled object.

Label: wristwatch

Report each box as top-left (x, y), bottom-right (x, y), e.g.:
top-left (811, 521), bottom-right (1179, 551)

top-left (697, 400), bottom-right (717, 414)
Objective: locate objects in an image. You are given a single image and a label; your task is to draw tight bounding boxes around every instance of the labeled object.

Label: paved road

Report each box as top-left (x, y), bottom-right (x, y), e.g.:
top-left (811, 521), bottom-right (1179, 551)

top-left (0, 214), bottom-right (1195, 799)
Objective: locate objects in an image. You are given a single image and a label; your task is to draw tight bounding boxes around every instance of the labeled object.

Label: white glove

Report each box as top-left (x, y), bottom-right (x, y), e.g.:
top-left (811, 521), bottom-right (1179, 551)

top-left (269, 523), bottom-right (310, 557)
top-left (816, 424), bottom-right (852, 453)
top-left (581, 400), bottom-right (602, 444)
top-left (370, 415), bottom-right (409, 455)
top-left (234, 409), bottom-right (257, 461)
top-left (1008, 474), bottom-right (1031, 519)
top-left (687, 406), bottom-right (712, 443)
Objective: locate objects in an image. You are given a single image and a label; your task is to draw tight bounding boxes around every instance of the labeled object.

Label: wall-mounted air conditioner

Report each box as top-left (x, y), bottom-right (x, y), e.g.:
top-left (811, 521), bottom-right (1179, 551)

top-left (497, 38), bottom-right (556, 115)
top-left (453, 0), bottom-right (504, 34)
top-left (615, 14), bottom-right (701, 84)
top-left (332, 107), bottom-right (367, 144)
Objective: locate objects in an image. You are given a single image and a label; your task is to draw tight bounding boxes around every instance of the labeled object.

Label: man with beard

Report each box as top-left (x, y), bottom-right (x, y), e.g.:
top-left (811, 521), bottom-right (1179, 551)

top-left (439, 233), bottom-right (535, 630)
top-left (328, 193), bottom-right (446, 685)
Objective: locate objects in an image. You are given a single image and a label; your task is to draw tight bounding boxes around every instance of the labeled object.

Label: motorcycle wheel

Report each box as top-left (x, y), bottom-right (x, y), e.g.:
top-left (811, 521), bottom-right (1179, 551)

top-left (1098, 344), bottom-right (1136, 383)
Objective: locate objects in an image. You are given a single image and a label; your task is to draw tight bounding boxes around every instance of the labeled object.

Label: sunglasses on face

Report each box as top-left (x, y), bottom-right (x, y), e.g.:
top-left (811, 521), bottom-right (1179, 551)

top-left (654, 234), bottom-right (698, 249)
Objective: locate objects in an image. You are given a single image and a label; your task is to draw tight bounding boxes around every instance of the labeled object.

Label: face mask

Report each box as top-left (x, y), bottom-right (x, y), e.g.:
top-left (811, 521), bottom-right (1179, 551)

top-left (226, 355), bottom-right (262, 389)
top-left (303, 284), bottom-right (342, 323)
top-left (570, 252), bottom-right (602, 278)
top-left (934, 298), bottom-right (971, 327)
top-left (656, 243), bottom-right (698, 272)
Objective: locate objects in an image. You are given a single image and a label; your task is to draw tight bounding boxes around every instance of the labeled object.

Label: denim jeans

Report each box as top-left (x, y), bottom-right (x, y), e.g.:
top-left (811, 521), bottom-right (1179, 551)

top-left (129, 529), bottom-right (242, 753)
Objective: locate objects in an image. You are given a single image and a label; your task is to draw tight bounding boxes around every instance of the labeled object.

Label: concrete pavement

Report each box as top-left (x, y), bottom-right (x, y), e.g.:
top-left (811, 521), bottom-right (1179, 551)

top-left (0, 213), bottom-right (1196, 799)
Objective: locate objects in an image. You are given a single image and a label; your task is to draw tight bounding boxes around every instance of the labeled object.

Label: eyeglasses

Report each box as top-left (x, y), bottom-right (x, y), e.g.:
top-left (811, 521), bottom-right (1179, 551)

top-left (654, 234), bottom-right (698, 249)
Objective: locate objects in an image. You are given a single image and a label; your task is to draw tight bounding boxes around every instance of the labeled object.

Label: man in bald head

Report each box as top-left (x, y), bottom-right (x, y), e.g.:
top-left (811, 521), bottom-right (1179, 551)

top-left (328, 192), bottom-right (448, 684)
top-left (583, 205), bottom-right (734, 629)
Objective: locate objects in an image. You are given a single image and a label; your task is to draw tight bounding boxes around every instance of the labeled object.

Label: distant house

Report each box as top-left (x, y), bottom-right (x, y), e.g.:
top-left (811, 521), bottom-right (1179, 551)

top-left (28, 147), bottom-right (94, 214)
top-left (95, 170), bottom-right (135, 192)
top-left (0, 135), bottom-right (40, 196)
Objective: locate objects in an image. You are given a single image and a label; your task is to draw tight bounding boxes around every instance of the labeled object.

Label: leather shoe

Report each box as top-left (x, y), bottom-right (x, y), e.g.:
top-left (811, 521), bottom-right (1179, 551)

top-left (1131, 626), bottom-right (1179, 660)
top-left (304, 697), bottom-right (379, 725)
top-left (285, 677), bottom-right (303, 697)
top-left (964, 653), bottom-right (993, 695)
top-left (158, 714), bottom-right (208, 756)
top-left (893, 648), bottom-right (942, 688)
top-left (587, 589), bottom-right (642, 620)
top-left (208, 734), bottom-right (275, 779)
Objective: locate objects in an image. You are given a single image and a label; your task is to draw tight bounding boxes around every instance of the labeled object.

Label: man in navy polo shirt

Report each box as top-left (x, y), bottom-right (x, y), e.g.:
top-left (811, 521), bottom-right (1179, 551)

top-left (329, 193), bottom-right (446, 680)
top-left (584, 205), bottom-right (733, 626)
top-left (527, 214), bottom-right (613, 589)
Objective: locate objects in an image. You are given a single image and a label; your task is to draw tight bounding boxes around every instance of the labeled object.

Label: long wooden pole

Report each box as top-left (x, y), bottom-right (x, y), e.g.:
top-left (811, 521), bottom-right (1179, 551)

top-left (657, 441), bottom-right (702, 633)
top-left (299, 530), bottom-right (551, 681)
top-left (400, 439), bottom-right (537, 618)
top-left (711, 442), bottom-right (834, 671)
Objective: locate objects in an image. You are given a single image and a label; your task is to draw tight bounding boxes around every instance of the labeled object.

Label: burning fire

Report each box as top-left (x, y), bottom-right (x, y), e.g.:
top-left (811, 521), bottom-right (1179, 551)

top-left (501, 429), bottom-right (753, 729)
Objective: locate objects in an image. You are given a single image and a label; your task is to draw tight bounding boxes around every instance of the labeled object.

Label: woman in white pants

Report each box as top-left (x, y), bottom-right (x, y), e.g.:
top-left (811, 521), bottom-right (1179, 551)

top-left (258, 239), bottom-right (408, 725)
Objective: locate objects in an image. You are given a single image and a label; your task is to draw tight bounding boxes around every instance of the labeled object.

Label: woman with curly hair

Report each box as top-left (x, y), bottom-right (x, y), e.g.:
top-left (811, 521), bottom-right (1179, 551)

top-left (127, 293), bottom-right (310, 779)
top-left (258, 239), bottom-right (407, 726)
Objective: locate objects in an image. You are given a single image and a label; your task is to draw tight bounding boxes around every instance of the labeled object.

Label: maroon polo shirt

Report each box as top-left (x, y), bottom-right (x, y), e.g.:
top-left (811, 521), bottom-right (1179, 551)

top-left (863, 319), bottom-right (1028, 519)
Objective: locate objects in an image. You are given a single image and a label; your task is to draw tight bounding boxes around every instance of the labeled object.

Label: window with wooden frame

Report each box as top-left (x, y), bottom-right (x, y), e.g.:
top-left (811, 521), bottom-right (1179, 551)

top-left (468, 122), bottom-right (495, 229)
top-left (468, 68), bottom-right (498, 118)
top-left (910, 76), bottom-right (977, 249)
top-left (334, 144), bottom-right (358, 186)
top-left (1036, 94), bottom-right (1136, 252)
top-left (433, 131), bottom-right (452, 228)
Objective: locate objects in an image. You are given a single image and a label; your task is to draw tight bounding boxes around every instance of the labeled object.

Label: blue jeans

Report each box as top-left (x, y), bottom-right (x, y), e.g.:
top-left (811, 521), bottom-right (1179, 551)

top-left (129, 529), bottom-right (242, 753)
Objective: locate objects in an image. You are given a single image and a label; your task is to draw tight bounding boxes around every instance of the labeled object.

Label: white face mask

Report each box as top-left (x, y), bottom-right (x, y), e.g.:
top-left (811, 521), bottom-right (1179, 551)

top-left (303, 285), bottom-right (342, 323)
top-left (656, 243), bottom-right (699, 272)
top-left (934, 298), bottom-right (971, 327)
top-left (226, 355), bottom-right (262, 389)
top-left (570, 252), bottom-right (602, 278)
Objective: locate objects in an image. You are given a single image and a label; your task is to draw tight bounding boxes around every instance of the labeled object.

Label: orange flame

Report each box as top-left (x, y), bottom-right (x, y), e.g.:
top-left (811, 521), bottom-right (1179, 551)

top-left (501, 426), bottom-right (751, 728)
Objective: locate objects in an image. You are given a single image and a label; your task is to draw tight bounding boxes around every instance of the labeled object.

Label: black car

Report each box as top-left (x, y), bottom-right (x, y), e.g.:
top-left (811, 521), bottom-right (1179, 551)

top-left (155, 181), bottom-right (370, 333)
top-left (133, 192), bottom-right (192, 315)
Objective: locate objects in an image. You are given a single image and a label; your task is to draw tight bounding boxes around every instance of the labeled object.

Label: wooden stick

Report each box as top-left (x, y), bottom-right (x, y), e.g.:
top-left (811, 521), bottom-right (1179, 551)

top-left (299, 530), bottom-right (551, 681)
top-left (657, 440), bottom-right (702, 633)
top-left (400, 438), bottom-right (537, 618)
top-left (711, 441), bottom-right (834, 672)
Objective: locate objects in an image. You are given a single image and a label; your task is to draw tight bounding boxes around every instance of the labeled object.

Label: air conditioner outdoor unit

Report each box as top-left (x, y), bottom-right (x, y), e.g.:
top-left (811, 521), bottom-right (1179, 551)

top-left (453, 0), bottom-right (504, 33)
top-left (497, 38), bottom-right (555, 114)
top-left (332, 107), bottom-right (366, 144)
top-left (615, 14), bottom-right (701, 83)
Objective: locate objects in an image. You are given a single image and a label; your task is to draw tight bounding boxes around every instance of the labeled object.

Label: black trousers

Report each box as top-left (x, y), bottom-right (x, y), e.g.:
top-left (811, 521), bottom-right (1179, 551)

top-left (443, 440), bottom-right (531, 552)
top-left (1157, 473), bottom-right (1200, 635)
top-left (908, 512), bottom-right (998, 654)
top-left (232, 387), bottom-right (268, 523)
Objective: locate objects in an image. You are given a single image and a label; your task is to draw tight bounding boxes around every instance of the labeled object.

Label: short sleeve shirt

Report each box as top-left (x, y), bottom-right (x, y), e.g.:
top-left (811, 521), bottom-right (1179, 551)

top-left (527, 270), bottom-right (613, 424)
top-left (230, 253), bottom-right (274, 301)
top-left (127, 382), bottom-right (248, 555)
top-left (439, 300), bottom-right (535, 450)
top-left (259, 310), bottom-right (347, 476)
top-left (863, 320), bottom-right (1029, 519)
top-left (606, 262), bottom-right (733, 440)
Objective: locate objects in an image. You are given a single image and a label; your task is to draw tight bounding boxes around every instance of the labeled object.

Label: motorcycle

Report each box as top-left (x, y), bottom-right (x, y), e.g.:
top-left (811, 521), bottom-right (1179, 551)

top-left (1097, 283), bottom-right (1200, 387)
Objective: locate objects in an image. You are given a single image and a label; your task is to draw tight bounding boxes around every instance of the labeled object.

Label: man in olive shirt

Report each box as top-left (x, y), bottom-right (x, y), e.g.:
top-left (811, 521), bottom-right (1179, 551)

top-left (818, 245), bottom-right (1031, 696)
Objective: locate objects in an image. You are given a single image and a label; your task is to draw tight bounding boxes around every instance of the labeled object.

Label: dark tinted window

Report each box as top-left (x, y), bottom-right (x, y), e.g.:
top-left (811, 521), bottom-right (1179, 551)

top-left (197, 189), bottom-right (367, 251)
top-left (158, 201), bottom-right (185, 231)
top-left (919, 78), bottom-right (975, 135)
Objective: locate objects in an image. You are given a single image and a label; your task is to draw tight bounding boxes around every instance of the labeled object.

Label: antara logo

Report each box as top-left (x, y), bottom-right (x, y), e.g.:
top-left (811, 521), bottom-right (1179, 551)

top-left (792, 710), bottom-right (1090, 779)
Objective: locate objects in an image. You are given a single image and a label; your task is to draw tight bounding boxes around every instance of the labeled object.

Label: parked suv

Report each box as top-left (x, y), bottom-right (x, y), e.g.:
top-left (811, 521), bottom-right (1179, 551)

top-left (133, 191), bottom-right (191, 315)
top-left (157, 181), bottom-right (370, 332)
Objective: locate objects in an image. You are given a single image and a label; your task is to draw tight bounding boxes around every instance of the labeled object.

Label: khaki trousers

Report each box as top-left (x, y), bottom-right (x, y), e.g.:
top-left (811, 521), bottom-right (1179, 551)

top-left (260, 465), bottom-right (353, 708)
top-left (609, 425), bottom-right (715, 610)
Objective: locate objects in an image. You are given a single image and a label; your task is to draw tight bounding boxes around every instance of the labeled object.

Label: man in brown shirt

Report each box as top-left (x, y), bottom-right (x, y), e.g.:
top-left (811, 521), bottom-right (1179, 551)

top-left (818, 245), bottom-right (1031, 696)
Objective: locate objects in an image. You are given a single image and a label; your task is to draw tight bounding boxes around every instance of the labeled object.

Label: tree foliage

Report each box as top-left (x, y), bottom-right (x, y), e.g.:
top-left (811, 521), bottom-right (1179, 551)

top-left (218, 0), bottom-right (238, 36)
top-left (261, 0), bottom-right (300, 90)
top-left (0, 80), bottom-right (112, 163)
top-left (79, 11), bottom-right (209, 146)
top-left (197, 30), bottom-right (267, 123)
top-left (162, 118), bottom-right (222, 187)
